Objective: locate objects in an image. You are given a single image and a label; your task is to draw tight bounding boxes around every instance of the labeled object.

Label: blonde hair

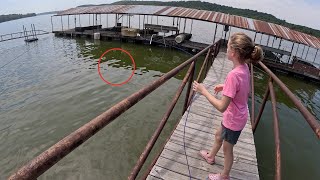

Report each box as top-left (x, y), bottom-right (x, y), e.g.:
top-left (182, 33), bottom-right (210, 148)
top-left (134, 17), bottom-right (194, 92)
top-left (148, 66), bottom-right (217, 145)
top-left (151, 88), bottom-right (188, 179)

top-left (229, 32), bottom-right (264, 63)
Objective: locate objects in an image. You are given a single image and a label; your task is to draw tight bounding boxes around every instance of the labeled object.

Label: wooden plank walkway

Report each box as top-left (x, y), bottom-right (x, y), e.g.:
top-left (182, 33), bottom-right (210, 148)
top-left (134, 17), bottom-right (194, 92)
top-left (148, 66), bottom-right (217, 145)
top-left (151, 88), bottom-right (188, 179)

top-left (147, 52), bottom-right (260, 180)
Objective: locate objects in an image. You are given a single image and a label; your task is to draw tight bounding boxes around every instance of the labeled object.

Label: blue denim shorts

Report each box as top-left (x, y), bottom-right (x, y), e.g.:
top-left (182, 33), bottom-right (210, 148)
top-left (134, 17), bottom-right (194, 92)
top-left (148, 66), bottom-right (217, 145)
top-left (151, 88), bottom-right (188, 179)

top-left (221, 123), bottom-right (241, 145)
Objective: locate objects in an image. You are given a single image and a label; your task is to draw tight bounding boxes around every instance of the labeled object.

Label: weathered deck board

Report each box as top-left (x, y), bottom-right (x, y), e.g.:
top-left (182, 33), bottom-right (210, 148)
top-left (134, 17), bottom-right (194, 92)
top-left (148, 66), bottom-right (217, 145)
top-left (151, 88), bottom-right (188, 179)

top-left (147, 52), bottom-right (259, 180)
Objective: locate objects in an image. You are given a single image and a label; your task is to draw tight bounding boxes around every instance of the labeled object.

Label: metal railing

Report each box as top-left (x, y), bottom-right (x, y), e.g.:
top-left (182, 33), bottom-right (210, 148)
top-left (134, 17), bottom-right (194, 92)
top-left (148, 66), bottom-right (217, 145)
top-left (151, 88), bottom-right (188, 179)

top-left (0, 30), bottom-right (49, 42)
top-left (251, 61), bottom-right (320, 180)
top-left (8, 40), bottom-right (222, 180)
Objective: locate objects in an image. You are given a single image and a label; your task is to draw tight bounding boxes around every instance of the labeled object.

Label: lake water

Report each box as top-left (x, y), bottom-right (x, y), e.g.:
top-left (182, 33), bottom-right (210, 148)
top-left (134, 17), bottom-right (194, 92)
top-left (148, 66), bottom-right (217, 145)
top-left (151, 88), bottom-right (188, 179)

top-left (0, 14), bottom-right (319, 180)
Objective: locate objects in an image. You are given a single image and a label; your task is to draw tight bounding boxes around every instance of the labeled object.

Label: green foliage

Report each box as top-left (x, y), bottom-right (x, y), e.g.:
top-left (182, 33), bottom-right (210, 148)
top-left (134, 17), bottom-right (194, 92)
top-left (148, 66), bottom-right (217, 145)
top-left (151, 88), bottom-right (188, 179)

top-left (0, 13), bottom-right (36, 23)
top-left (110, 1), bottom-right (320, 37)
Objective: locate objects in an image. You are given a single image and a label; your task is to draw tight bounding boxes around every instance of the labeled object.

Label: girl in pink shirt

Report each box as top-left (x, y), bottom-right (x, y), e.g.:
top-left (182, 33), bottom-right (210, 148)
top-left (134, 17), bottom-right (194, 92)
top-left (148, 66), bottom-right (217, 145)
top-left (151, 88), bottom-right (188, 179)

top-left (193, 32), bottom-right (263, 180)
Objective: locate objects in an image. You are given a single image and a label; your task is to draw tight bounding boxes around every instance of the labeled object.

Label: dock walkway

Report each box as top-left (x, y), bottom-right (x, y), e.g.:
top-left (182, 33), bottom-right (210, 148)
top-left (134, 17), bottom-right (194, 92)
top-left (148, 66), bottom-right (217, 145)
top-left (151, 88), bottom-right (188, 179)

top-left (147, 52), bottom-right (260, 180)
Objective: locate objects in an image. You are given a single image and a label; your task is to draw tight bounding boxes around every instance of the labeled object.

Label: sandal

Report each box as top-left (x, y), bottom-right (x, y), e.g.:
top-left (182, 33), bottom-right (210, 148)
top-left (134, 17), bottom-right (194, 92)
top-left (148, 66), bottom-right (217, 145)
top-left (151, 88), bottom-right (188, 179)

top-left (199, 150), bottom-right (215, 164)
top-left (207, 173), bottom-right (230, 180)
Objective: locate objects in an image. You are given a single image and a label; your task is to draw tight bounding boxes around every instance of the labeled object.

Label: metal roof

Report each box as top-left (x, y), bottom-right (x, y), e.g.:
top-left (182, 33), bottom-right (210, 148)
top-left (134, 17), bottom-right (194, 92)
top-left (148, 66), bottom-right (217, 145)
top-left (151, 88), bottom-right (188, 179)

top-left (57, 5), bottom-right (320, 49)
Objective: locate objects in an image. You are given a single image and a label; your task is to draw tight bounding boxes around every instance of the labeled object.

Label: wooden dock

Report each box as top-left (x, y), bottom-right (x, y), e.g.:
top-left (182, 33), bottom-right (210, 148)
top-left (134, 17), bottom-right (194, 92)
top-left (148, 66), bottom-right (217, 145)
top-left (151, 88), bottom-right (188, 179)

top-left (147, 52), bottom-right (260, 180)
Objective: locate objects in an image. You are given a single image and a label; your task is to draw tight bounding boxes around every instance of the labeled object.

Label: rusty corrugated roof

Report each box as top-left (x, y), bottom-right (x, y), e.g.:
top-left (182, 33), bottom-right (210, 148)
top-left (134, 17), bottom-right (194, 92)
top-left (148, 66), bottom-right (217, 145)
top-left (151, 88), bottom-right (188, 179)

top-left (57, 5), bottom-right (320, 49)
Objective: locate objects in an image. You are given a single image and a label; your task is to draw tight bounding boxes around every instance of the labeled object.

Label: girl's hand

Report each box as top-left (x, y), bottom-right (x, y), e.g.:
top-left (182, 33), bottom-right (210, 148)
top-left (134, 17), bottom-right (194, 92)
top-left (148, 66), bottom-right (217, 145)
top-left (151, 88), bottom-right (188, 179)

top-left (213, 84), bottom-right (224, 95)
top-left (193, 81), bottom-right (206, 95)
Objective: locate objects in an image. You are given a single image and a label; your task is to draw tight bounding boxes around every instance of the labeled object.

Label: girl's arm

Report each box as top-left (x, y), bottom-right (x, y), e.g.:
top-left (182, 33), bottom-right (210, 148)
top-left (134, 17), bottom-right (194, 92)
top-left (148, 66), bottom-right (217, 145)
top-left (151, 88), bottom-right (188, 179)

top-left (193, 81), bottom-right (231, 113)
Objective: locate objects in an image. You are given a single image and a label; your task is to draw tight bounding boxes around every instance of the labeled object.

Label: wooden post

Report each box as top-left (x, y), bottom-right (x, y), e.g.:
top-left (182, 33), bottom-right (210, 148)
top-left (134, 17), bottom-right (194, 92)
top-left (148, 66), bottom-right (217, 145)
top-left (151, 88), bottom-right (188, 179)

top-left (221, 27), bottom-right (224, 39)
top-left (272, 37), bottom-right (276, 47)
top-left (61, 16), bottom-right (63, 31)
top-left (89, 14), bottom-right (91, 26)
top-left (190, 19), bottom-right (193, 34)
top-left (213, 23), bottom-right (218, 43)
top-left (67, 15), bottom-right (69, 30)
top-left (122, 14), bottom-right (123, 26)
top-left (95, 14), bottom-right (98, 26)
top-left (143, 15), bottom-right (146, 38)
top-left (176, 17), bottom-right (179, 28)
top-left (313, 49), bottom-right (318, 63)
top-left (51, 16), bottom-right (53, 32)
top-left (127, 15), bottom-right (129, 27)
top-left (301, 45), bottom-right (306, 58)
top-left (278, 38), bottom-right (282, 49)
top-left (260, 34), bottom-right (263, 45)
top-left (93, 13), bottom-right (95, 33)
top-left (74, 15), bottom-right (76, 28)
top-left (267, 35), bottom-right (270, 46)
top-left (106, 14), bottom-right (108, 28)
top-left (228, 27), bottom-right (231, 41)
top-left (295, 43), bottom-right (300, 57)
top-left (253, 32), bottom-right (257, 42)
top-left (183, 18), bottom-right (187, 33)
top-left (305, 46), bottom-right (310, 60)
top-left (289, 42), bottom-right (295, 64)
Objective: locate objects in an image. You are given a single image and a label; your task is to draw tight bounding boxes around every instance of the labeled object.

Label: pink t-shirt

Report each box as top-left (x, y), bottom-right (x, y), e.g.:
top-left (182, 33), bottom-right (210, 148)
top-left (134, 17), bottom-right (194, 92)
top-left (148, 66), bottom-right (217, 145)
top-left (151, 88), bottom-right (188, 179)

top-left (222, 64), bottom-right (250, 131)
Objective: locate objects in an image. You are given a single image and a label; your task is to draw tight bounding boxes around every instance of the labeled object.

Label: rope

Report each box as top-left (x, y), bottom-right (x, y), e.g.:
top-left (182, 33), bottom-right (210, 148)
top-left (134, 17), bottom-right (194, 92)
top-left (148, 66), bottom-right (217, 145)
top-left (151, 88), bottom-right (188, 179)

top-left (182, 48), bottom-right (226, 179)
top-left (183, 92), bottom-right (197, 180)
top-left (0, 42), bottom-right (38, 70)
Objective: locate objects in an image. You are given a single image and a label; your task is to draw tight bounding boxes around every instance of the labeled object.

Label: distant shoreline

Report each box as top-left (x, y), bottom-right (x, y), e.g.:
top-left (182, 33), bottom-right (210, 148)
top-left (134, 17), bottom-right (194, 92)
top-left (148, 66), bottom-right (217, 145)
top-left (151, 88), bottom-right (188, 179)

top-left (0, 13), bottom-right (36, 24)
top-left (0, 11), bottom-right (60, 24)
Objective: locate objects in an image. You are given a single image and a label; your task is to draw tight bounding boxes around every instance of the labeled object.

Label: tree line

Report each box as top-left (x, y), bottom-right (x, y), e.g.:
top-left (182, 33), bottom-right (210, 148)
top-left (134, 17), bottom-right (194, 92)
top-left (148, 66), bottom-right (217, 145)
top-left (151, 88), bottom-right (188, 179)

top-left (0, 13), bottom-right (36, 23)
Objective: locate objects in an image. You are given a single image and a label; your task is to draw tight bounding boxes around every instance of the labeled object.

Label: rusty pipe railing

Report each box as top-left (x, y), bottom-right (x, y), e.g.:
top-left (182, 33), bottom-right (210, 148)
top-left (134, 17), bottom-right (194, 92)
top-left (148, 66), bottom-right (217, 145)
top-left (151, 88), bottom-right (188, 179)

top-left (250, 63), bottom-right (255, 125)
top-left (8, 40), bottom-right (219, 180)
top-left (128, 62), bottom-right (195, 180)
top-left (269, 80), bottom-right (281, 180)
top-left (252, 77), bottom-right (271, 133)
top-left (255, 61), bottom-right (320, 139)
top-left (186, 46), bottom-right (215, 107)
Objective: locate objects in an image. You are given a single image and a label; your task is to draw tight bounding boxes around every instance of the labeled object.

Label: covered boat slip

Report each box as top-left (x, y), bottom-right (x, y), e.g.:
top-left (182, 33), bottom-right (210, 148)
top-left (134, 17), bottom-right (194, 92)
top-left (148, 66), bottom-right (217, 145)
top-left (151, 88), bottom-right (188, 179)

top-left (147, 52), bottom-right (259, 180)
top-left (52, 4), bottom-right (320, 81)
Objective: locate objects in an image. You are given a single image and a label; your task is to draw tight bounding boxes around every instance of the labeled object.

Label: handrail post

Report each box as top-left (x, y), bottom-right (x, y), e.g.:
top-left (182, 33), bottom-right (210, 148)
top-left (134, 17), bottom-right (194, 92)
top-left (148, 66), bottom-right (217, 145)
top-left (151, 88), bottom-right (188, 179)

top-left (269, 80), bottom-right (281, 180)
top-left (205, 47), bottom-right (213, 77)
top-left (183, 63), bottom-right (195, 114)
top-left (253, 77), bottom-right (271, 133)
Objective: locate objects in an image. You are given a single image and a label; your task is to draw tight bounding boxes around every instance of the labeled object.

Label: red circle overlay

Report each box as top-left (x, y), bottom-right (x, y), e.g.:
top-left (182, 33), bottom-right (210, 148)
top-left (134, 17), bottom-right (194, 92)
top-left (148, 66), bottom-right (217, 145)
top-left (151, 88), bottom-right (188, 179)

top-left (98, 48), bottom-right (136, 87)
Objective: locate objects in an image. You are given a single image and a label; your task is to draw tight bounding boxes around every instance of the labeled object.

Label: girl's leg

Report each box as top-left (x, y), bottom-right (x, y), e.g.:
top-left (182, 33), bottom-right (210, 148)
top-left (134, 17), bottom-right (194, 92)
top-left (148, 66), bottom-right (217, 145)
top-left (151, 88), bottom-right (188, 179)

top-left (208, 126), bottom-right (223, 158)
top-left (221, 140), bottom-right (234, 177)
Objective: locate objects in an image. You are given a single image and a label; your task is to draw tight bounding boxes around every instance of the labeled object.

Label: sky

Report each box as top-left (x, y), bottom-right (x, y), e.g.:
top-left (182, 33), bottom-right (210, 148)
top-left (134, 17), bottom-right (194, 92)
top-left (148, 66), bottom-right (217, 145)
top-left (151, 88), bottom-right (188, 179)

top-left (1, 0), bottom-right (319, 30)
